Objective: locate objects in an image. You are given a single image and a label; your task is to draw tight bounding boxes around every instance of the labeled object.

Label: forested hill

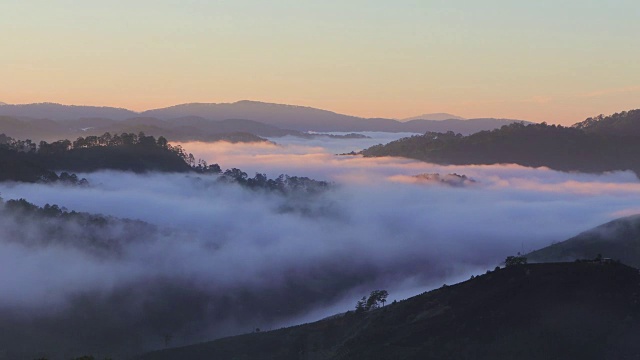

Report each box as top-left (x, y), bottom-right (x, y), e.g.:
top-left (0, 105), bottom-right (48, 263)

top-left (0, 132), bottom-right (198, 182)
top-left (361, 122), bottom-right (640, 176)
top-left (572, 109), bottom-right (640, 136)
top-left (139, 262), bottom-right (640, 360)
top-left (1, 132), bottom-right (333, 194)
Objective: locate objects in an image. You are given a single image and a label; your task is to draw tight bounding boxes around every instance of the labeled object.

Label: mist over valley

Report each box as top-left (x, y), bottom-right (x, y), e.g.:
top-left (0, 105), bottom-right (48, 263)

top-left (2, 129), bottom-right (640, 358)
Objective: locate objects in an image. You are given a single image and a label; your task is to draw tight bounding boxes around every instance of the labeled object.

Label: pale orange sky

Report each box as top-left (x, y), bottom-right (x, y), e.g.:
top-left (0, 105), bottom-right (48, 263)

top-left (1, 0), bottom-right (639, 125)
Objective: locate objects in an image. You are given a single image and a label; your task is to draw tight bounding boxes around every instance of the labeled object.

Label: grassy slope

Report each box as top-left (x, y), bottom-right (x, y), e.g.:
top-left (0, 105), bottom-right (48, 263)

top-left (528, 215), bottom-right (640, 267)
top-left (139, 262), bottom-right (640, 360)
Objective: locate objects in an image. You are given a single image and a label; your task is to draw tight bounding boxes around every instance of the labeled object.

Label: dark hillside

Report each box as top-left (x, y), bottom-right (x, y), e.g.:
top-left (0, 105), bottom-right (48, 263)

top-left (40, 144), bottom-right (193, 173)
top-left (573, 109), bottom-right (640, 136)
top-left (0, 147), bottom-right (58, 182)
top-left (0, 132), bottom-right (195, 182)
top-left (139, 262), bottom-right (640, 360)
top-left (528, 215), bottom-right (640, 267)
top-left (361, 122), bottom-right (640, 176)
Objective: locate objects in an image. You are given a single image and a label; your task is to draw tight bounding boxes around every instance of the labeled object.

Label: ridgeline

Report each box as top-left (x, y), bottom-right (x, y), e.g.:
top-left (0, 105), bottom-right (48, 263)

top-left (361, 116), bottom-right (640, 177)
top-left (528, 214), bottom-right (640, 268)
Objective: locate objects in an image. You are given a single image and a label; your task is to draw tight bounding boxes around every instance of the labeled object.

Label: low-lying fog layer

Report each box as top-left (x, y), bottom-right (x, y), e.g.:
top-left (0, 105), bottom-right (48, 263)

top-left (1, 132), bottom-right (640, 356)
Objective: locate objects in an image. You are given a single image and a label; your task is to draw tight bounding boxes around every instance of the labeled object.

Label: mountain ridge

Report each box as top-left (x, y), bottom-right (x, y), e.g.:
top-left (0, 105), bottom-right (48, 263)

top-left (528, 214), bottom-right (640, 267)
top-left (0, 101), bottom-right (531, 134)
top-left (0, 102), bottom-right (137, 121)
top-left (401, 112), bottom-right (465, 121)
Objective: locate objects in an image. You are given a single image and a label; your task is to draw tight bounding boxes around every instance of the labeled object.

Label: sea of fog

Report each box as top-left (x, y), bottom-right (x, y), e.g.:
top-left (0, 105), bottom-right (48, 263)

top-left (2, 131), bottom-right (640, 352)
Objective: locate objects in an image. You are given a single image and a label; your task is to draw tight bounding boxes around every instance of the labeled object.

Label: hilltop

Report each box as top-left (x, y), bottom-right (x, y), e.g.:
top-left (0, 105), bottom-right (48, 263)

top-left (0, 132), bottom-right (195, 182)
top-left (139, 262), bottom-right (640, 360)
top-left (361, 119), bottom-right (640, 177)
top-left (401, 113), bottom-right (465, 121)
top-left (572, 109), bottom-right (640, 136)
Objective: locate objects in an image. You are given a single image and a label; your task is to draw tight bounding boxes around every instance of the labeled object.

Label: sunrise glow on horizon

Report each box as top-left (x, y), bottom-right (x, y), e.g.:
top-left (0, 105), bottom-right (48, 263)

top-left (1, 0), bottom-right (639, 125)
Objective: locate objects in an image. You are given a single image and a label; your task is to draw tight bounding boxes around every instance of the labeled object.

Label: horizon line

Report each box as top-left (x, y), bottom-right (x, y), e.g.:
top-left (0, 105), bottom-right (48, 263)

top-left (0, 99), bottom-right (534, 122)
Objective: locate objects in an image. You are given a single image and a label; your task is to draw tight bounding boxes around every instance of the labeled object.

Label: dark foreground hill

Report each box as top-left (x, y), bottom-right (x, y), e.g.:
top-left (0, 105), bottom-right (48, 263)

top-left (361, 121), bottom-right (640, 177)
top-left (139, 262), bottom-right (640, 360)
top-left (528, 215), bottom-right (640, 267)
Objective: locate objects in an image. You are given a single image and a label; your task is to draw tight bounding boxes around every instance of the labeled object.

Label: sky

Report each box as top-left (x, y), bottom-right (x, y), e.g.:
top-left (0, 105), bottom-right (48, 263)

top-left (1, 0), bottom-right (639, 124)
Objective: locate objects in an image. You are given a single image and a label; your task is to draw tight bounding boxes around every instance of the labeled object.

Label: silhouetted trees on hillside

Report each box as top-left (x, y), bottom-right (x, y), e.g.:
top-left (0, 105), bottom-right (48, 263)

top-left (1, 132), bottom-right (331, 193)
top-left (505, 253), bottom-right (528, 267)
top-left (361, 122), bottom-right (640, 177)
top-left (0, 132), bottom-right (197, 177)
top-left (219, 168), bottom-right (330, 194)
top-left (355, 290), bottom-right (389, 313)
top-left (572, 109), bottom-right (640, 136)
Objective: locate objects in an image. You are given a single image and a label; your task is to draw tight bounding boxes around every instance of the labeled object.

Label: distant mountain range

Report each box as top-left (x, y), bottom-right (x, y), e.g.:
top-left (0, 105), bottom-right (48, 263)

top-left (139, 102), bottom-right (528, 133)
top-left (0, 115), bottom-right (270, 143)
top-left (0, 102), bottom-right (136, 121)
top-left (0, 101), bottom-right (530, 135)
top-left (400, 113), bottom-right (466, 121)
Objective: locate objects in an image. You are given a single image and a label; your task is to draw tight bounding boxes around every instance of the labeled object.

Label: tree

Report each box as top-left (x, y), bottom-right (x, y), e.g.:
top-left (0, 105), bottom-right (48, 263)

top-left (355, 296), bottom-right (367, 313)
top-left (206, 163), bottom-right (222, 173)
top-left (121, 132), bottom-right (137, 145)
top-left (223, 168), bottom-right (248, 183)
top-left (73, 136), bottom-right (88, 148)
top-left (247, 173), bottom-right (268, 188)
top-left (99, 132), bottom-right (112, 146)
top-left (156, 136), bottom-right (168, 148)
top-left (356, 290), bottom-right (389, 312)
top-left (504, 252), bottom-right (527, 267)
top-left (366, 290), bottom-right (389, 309)
top-left (138, 132), bottom-right (157, 147)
